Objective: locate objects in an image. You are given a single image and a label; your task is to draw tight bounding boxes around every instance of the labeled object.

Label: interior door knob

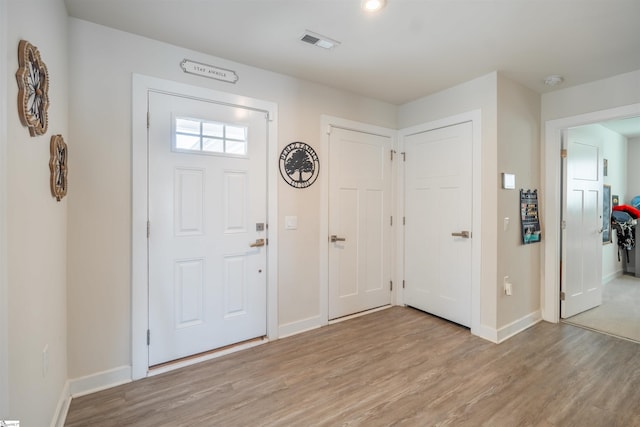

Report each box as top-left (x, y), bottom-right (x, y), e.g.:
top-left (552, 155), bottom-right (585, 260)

top-left (250, 238), bottom-right (265, 247)
top-left (451, 231), bottom-right (471, 238)
top-left (330, 235), bottom-right (346, 242)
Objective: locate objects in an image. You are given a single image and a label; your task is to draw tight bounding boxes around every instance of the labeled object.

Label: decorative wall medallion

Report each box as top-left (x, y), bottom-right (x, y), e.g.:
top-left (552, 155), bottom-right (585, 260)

top-left (49, 135), bottom-right (68, 201)
top-left (16, 40), bottom-right (50, 136)
top-left (279, 142), bottom-right (320, 189)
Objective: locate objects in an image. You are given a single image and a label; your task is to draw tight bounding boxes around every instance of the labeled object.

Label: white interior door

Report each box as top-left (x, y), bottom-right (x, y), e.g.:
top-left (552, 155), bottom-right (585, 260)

top-left (404, 122), bottom-right (472, 327)
top-left (328, 127), bottom-right (392, 319)
top-left (561, 134), bottom-right (603, 318)
top-left (148, 91), bottom-right (268, 366)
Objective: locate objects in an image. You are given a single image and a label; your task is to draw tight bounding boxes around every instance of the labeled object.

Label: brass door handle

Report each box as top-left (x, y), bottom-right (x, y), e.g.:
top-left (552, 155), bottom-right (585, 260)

top-left (250, 238), bottom-right (265, 247)
top-left (451, 231), bottom-right (471, 238)
top-left (330, 235), bottom-right (346, 243)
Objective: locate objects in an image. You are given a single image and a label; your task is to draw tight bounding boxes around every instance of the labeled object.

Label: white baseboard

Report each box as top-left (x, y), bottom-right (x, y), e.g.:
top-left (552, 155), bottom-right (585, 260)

top-left (278, 315), bottom-right (322, 339)
top-left (472, 324), bottom-right (499, 343)
top-left (496, 310), bottom-right (542, 343)
top-left (51, 380), bottom-right (71, 427)
top-left (602, 269), bottom-right (623, 284)
top-left (68, 365), bottom-right (132, 398)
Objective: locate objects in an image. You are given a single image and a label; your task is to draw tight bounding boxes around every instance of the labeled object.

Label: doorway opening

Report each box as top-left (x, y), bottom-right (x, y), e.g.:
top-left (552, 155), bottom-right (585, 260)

top-left (560, 116), bottom-right (640, 343)
top-left (542, 104), bottom-right (640, 345)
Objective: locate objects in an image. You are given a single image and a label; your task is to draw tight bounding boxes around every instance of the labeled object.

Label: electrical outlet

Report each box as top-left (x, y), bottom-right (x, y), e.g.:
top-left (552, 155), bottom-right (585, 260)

top-left (42, 345), bottom-right (49, 377)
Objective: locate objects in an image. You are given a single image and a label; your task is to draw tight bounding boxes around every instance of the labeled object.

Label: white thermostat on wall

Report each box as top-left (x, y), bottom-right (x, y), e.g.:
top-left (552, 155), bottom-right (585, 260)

top-left (502, 173), bottom-right (516, 190)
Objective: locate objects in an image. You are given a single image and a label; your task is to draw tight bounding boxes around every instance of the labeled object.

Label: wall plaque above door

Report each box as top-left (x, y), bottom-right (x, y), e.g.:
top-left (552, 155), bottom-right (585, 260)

top-left (180, 59), bottom-right (239, 84)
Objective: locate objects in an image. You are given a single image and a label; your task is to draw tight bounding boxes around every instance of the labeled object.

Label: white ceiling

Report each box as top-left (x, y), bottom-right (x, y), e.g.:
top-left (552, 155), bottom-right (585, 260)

top-left (64, 0), bottom-right (640, 106)
top-left (602, 117), bottom-right (640, 139)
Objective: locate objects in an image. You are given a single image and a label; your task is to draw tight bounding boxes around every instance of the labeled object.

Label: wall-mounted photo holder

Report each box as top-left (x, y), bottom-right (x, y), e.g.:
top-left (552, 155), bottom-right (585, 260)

top-left (520, 189), bottom-right (541, 244)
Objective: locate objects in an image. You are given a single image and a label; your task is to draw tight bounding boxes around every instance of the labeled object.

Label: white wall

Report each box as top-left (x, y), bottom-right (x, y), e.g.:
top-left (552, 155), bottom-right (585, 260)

top-left (398, 73), bottom-right (499, 333)
top-left (542, 70), bottom-right (640, 123)
top-left (628, 137), bottom-right (640, 200)
top-left (6, 0), bottom-right (69, 425)
top-left (66, 18), bottom-right (398, 380)
top-left (0, 0), bottom-right (9, 417)
top-left (496, 75), bottom-right (541, 329)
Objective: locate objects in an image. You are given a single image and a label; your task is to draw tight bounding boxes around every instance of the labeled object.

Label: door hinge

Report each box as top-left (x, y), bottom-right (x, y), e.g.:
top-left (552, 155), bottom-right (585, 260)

top-left (561, 148), bottom-right (567, 158)
top-left (560, 291), bottom-right (566, 301)
top-left (561, 220), bottom-right (566, 230)
top-left (147, 329), bottom-right (150, 346)
top-left (390, 216), bottom-right (393, 226)
top-left (390, 280), bottom-right (393, 291)
top-left (391, 149), bottom-right (396, 161)
top-left (403, 217), bottom-right (406, 225)
top-left (147, 112), bottom-right (150, 129)
top-left (147, 220), bottom-right (150, 238)
top-left (401, 152), bottom-right (406, 162)
top-left (326, 125), bottom-right (332, 135)
top-left (402, 280), bottom-right (405, 289)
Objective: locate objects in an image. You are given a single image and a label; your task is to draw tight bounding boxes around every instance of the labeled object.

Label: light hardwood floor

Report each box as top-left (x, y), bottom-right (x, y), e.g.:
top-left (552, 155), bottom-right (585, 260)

top-left (65, 307), bottom-right (640, 427)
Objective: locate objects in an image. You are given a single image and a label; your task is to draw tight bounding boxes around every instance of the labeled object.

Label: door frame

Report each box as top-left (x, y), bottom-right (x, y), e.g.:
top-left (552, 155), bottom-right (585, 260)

top-left (398, 110), bottom-right (482, 337)
top-left (541, 103), bottom-right (640, 323)
top-left (132, 75), bottom-right (278, 380)
top-left (320, 115), bottom-right (397, 325)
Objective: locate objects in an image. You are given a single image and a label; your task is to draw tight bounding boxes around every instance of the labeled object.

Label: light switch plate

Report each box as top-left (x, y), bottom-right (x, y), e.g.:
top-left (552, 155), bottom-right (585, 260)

top-left (285, 216), bottom-right (298, 230)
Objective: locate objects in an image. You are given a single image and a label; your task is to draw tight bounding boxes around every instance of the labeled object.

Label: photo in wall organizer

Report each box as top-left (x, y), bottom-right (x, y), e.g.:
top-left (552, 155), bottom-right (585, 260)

top-left (520, 189), bottom-right (541, 244)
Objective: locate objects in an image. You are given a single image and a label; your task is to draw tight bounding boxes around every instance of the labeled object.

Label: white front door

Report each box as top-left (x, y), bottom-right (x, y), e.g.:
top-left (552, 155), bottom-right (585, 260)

top-left (561, 132), bottom-right (603, 318)
top-left (403, 122), bottom-right (473, 327)
top-left (148, 91), bottom-right (268, 366)
top-left (328, 127), bottom-right (392, 319)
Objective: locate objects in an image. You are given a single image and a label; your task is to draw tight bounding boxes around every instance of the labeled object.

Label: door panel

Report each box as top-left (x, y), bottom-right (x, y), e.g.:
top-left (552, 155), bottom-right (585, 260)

top-left (328, 127), bottom-right (392, 319)
top-left (148, 91), bottom-right (267, 366)
top-left (404, 122), bottom-right (472, 327)
top-left (562, 136), bottom-right (603, 318)
top-left (174, 168), bottom-right (204, 236)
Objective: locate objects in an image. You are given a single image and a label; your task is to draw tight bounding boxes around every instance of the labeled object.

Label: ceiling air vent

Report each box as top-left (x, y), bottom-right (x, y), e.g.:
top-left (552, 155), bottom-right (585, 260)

top-left (301, 34), bottom-right (320, 45)
top-left (300, 31), bottom-right (340, 49)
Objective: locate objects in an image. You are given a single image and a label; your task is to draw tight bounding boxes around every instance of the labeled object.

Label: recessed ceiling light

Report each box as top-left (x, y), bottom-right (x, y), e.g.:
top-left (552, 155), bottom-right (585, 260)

top-left (362, 0), bottom-right (386, 12)
top-left (544, 75), bottom-right (564, 87)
